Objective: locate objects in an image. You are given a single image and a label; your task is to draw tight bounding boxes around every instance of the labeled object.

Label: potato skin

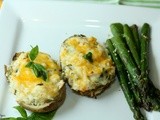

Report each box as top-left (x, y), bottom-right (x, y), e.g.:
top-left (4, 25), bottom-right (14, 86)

top-left (5, 52), bottom-right (66, 113)
top-left (64, 77), bottom-right (114, 98)
top-left (17, 85), bottom-right (66, 113)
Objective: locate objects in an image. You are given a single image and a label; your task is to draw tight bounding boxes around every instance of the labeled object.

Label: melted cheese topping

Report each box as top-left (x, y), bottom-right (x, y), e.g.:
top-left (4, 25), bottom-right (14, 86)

top-left (60, 35), bottom-right (115, 92)
top-left (7, 52), bottom-right (64, 106)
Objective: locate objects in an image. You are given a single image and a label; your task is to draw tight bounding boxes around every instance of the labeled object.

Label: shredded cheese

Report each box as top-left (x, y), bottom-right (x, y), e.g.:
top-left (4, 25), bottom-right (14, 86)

top-left (7, 52), bottom-right (64, 106)
top-left (60, 35), bottom-right (115, 92)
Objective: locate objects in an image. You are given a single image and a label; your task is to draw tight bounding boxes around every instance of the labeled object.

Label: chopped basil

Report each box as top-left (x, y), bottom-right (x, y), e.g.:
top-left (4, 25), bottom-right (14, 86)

top-left (83, 52), bottom-right (93, 63)
top-left (25, 46), bottom-right (48, 81)
top-left (32, 64), bottom-right (40, 77)
top-left (33, 63), bottom-right (48, 81)
top-left (1, 106), bottom-right (56, 120)
top-left (25, 62), bottom-right (34, 68)
top-left (26, 61), bottom-right (48, 81)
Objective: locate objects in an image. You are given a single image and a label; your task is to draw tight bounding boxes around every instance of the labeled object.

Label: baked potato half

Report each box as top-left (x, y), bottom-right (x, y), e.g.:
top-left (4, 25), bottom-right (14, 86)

top-left (60, 35), bottom-right (115, 98)
top-left (5, 47), bottom-right (66, 112)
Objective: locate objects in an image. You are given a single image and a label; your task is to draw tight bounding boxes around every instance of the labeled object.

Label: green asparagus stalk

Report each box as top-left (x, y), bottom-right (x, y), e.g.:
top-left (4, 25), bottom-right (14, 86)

top-left (110, 23), bottom-right (123, 36)
top-left (139, 23), bottom-right (150, 107)
top-left (110, 36), bottom-right (153, 111)
top-left (131, 24), bottom-right (140, 56)
top-left (140, 23), bottom-right (160, 111)
top-left (109, 22), bottom-right (160, 112)
top-left (111, 36), bottom-right (141, 85)
top-left (140, 23), bottom-right (150, 78)
top-left (123, 24), bottom-right (140, 68)
top-left (127, 72), bottom-right (142, 106)
top-left (106, 39), bottom-right (146, 120)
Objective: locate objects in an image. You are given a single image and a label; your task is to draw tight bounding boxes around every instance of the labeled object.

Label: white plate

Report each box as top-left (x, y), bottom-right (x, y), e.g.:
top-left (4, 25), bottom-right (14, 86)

top-left (0, 0), bottom-right (160, 120)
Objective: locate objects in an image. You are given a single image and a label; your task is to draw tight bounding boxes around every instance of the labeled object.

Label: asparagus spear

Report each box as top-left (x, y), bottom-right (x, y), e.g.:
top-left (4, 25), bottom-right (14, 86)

top-left (140, 23), bottom-right (160, 111)
top-left (111, 36), bottom-right (141, 85)
top-left (106, 39), bottom-right (146, 120)
top-left (109, 22), bottom-right (160, 112)
top-left (110, 36), bottom-right (153, 110)
top-left (131, 24), bottom-right (140, 56)
top-left (139, 23), bottom-right (150, 100)
top-left (123, 24), bottom-right (140, 68)
top-left (110, 23), bottom-right (123, 36)
top-left (140, 23), bottom-right (150, 78)
top-left (110, 23), bottom-right (143, 106)
top-left (127, 72), bottom-right (142, 106)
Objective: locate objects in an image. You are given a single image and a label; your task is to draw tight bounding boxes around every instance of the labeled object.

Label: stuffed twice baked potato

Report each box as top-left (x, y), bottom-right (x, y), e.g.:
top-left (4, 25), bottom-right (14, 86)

top-left (60, 35), bottom-right (115, 98)
top-left (5, 46), bottom-right (66, 112)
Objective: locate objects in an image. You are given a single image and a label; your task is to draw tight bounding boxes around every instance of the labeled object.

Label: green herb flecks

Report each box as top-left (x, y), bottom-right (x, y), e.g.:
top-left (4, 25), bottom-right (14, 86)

top-left (26, 46), bottom-right (48, 81)
top-left (1, 106), bottom-right (57, 120)
top-left (83, 52), bottom-right (93, 63)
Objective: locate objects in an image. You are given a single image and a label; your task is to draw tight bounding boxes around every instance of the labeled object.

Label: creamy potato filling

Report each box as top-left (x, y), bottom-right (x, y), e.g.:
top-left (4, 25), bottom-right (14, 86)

top-left (6, 52), bottom-right (64, 106)
top-left (60, 35), bottom-right (115, 92)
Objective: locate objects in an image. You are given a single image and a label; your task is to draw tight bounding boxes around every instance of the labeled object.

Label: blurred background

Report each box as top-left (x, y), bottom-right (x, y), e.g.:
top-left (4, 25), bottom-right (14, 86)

top-left (0, 0), bottom-right (160, 8)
